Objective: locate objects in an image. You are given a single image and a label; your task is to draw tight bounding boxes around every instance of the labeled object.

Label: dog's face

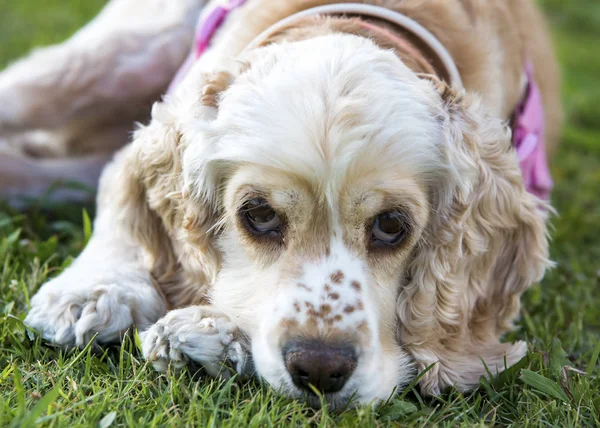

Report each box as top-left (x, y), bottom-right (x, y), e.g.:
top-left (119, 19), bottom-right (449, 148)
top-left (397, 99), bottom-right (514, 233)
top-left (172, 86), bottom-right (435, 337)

top-left (185, 35), bottom-right (439, 406)
top-left (146, 35), bottom-right (549, 408)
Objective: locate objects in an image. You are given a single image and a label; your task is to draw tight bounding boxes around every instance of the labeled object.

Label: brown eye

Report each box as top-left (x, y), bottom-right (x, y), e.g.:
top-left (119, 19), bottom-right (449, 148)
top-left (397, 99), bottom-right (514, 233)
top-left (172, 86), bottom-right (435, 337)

top-left (371, 211), bottom-right (408, 246)
top-left (242, 198), bottom-right (282, 234)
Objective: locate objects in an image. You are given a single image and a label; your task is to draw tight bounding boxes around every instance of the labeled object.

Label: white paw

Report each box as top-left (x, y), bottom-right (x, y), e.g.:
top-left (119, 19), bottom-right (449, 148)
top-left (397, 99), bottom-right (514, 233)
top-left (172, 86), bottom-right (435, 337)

top-left (141, 307), bottom-right (248, 378)
top-left (25, 277), bottom-right (166, 347)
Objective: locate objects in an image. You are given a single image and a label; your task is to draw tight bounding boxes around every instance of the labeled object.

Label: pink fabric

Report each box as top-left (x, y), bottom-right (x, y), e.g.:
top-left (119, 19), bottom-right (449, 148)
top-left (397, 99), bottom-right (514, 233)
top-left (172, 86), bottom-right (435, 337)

top-left (512, 62), bottom-right (553, 200)
top-left (168, 4), bottom-right (552, 199)
top-left (167, 0), bottom-right (247, 93)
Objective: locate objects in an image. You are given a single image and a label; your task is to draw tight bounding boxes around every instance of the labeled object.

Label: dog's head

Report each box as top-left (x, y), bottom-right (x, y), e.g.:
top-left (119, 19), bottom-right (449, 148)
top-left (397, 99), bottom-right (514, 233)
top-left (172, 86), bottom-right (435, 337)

top-left (130, 35), bottom-right (550, 408)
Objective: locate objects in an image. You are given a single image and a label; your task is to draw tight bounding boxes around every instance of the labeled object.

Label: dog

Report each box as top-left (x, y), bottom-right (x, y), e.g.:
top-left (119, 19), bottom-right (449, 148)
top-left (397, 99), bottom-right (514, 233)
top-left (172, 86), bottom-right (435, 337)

top-left (7, 0), bottom-right (561, 409)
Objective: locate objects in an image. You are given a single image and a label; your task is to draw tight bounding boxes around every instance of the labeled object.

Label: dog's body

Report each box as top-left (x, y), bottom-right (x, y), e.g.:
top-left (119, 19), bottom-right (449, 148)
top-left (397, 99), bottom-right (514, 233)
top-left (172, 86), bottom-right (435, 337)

top-left (7, 0), bottom-right (560, 408)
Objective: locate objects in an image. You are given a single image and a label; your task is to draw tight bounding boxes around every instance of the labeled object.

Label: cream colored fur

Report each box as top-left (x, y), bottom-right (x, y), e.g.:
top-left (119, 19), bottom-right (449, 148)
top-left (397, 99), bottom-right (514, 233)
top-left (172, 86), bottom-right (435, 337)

top-left (16, 0), bottom-right (560, 408)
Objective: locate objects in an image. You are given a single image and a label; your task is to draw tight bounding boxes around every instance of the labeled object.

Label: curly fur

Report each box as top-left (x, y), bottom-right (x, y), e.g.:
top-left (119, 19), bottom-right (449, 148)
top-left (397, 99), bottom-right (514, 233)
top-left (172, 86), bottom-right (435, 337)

top-left (20, 0), bottom-right (560, 409)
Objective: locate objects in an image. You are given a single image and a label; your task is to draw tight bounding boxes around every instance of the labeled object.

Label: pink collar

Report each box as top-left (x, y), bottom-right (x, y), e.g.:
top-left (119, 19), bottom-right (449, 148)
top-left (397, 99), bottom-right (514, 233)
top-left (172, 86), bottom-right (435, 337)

top-left (171, 1), bottom-right (552, 199)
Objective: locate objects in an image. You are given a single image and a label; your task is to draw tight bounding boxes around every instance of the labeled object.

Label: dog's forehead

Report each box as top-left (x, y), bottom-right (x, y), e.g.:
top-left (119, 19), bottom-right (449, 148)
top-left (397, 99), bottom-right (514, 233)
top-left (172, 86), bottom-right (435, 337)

top-left (210, 37), bottom-right (444, 194)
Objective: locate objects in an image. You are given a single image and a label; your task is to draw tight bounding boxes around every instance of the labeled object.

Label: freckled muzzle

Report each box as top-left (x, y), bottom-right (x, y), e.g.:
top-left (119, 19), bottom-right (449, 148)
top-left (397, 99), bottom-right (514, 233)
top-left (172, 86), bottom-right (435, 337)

top-left (249, 242), bottom-right (403, 407)
top-left (275, 268), bottom-right (371, 344)
top-left (260, 261), bottom-right (377, 393)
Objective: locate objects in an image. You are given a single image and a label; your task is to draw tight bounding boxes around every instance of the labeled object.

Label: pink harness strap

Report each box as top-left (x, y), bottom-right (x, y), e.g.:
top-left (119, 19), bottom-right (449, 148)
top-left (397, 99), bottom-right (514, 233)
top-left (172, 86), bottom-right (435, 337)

top-left (167, 0), bottom-right (248, 93)
top-left (512, 62), bottom-right (553, 200)
top-left (170, 2), bottom-right (552, 199)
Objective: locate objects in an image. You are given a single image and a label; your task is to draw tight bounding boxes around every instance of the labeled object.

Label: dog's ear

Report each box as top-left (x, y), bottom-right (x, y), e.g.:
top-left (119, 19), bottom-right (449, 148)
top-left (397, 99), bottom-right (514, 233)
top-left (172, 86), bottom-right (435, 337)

top-left (95, 103), bottom-right (182, 274)
top-left (154, 67), bottom-right (249, 305)
top-left (103, 69), bottom-right (239, 307)
top-left (96, 64), bottom-right (247, 308)
top-left (397, 78), bottom-right (552, 395)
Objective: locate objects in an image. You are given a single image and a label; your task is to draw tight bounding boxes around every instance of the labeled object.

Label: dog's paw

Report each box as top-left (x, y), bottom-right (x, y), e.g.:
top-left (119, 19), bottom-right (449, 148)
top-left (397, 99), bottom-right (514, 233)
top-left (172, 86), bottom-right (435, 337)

top-left (25, 277), bottom-right (165, 347)
top-left (141, 306), bottom-right (248, 378)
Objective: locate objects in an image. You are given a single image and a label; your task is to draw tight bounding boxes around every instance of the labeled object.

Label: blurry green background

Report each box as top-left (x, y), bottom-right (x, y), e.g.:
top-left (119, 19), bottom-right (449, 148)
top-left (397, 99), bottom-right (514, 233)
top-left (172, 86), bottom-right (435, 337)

top-left (0, 0), bottom-right (599, 426)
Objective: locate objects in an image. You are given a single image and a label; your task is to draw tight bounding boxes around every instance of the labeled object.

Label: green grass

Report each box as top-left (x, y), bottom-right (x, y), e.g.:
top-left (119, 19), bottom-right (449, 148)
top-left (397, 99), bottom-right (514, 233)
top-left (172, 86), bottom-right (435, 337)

top-left (1, 0), bottom-right (599, 426)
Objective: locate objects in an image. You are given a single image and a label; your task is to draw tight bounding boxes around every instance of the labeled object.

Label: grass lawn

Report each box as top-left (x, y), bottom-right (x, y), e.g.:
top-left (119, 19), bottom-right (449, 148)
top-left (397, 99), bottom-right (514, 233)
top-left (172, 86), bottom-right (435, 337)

top-left (1, 0), bottom-right (599, 426)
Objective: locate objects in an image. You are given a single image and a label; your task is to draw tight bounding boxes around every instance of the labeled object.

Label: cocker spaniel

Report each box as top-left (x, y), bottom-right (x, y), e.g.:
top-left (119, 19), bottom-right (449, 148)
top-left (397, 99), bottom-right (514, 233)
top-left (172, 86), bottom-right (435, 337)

top-left (6, 0), bottom-right (562, 409)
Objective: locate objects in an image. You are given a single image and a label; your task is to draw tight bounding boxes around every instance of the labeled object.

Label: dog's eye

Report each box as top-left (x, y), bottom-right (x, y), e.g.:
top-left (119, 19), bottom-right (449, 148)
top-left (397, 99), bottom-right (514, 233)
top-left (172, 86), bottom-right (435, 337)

top-left (371, 211), bottom-right (408, 246)
top-left (242, 198), bottom-right (282, 234)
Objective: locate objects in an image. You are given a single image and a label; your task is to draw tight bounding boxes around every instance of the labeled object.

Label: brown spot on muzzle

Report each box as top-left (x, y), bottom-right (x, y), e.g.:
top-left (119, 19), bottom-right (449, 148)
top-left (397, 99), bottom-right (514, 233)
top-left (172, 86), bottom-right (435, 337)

top-left (351, 280), bottom-right (361, 291)
top-left (319, 304), bottom-right (332, 316)
top-left (331, 271), bottom-right (344, 284)
top-left (307, 304), bottom-right (333, 319)
top-left (343, 305), bottom-right (355, 314)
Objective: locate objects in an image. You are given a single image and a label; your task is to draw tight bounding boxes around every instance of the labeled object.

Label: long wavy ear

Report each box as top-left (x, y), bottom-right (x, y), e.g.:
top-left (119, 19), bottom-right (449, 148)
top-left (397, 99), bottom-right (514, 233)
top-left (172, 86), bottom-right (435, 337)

top-left (397, 79), bottom-right (552, 395)
top-left (103, 69), bottom-right (239, 308)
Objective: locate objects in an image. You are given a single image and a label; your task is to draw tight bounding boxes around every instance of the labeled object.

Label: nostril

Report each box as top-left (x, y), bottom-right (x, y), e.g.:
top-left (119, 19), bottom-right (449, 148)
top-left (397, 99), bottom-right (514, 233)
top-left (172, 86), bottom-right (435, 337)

top-left (297, 369), bottom-right (308, 376)
top-left (283, 339), bottom-right (357, 394)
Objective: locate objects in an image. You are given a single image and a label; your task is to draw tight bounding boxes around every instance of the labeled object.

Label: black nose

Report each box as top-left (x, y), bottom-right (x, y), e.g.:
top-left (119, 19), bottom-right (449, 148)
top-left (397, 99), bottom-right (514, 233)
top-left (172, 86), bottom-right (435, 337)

top-left (283, 340), bottom-right (357, 394)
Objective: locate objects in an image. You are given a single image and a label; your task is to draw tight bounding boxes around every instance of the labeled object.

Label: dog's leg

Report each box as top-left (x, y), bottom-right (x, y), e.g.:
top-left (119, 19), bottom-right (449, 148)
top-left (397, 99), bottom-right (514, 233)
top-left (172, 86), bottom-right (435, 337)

top-left (0, 151), bottom-right (112, 206)
top-left (0, 120), bottom-right (136, 204)
top-left (24, 147), bottom-right (168, 346)
top-left (141, 306), bottom-right (248, 377)
top-left (5, 118), bottom-right (134, 159)
top-left (23, 228), bottom-right (167, 346)
top-left (0, 0), bottom-right (205, 138)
